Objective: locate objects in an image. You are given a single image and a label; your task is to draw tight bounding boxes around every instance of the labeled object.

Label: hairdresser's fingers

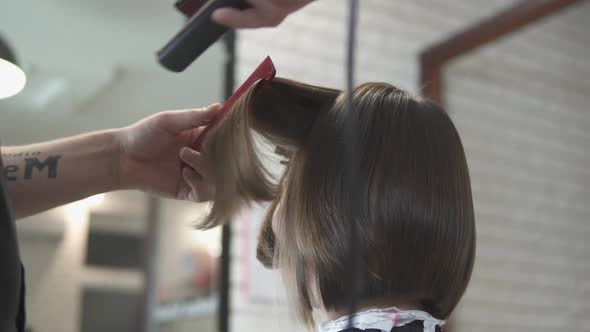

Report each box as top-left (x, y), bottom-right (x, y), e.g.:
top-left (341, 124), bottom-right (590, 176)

top-left (212, 0), bottom-right (287, 28)
top-left (177, 180), bottom-right (193, 201)
top-left (187, 126), bottom-right (209, 149)
top-left (183, 167), bottom-right (210, 202)
top-left (212, 8), bottom-right (273, 29)
top-left (179, 147), bottom-right (208, 177)
top-left (159, 104), bottom-right (221, 133)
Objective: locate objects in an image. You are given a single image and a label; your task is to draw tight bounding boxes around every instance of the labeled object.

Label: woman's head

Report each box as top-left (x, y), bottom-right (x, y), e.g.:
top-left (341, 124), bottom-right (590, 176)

top-left (199, 78), bottom-right (476, 325)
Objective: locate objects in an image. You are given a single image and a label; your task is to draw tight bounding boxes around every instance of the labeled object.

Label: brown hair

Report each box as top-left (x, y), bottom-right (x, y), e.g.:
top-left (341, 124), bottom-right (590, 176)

top-left (199, 78), bottom-right (476, 326)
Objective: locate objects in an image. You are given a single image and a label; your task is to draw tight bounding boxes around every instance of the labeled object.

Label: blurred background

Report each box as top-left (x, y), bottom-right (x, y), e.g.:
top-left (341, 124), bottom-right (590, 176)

top-left (0, 0), bottom-right (589, 332)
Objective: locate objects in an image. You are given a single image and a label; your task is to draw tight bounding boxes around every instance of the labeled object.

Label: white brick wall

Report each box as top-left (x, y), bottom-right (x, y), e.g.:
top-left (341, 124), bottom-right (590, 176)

top-left (231, 1), bottom-right (590, 331)
top-left (447, 4), bottom-right (590, 331)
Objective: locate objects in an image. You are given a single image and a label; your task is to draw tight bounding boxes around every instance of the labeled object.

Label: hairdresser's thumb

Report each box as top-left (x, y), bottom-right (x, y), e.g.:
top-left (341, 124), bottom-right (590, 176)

top-left (162, 104), bottom-right (221, 133)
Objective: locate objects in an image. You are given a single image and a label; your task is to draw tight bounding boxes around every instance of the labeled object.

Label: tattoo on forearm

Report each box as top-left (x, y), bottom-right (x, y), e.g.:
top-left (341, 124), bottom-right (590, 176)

top-left (2, 151), bottom-right (41, 158)
top-left (3, 155), bottom-right (62, 181)
top-left (24, 156), bottom-right (61, 179)
top-left (4, 165), bottom-right (18, 181)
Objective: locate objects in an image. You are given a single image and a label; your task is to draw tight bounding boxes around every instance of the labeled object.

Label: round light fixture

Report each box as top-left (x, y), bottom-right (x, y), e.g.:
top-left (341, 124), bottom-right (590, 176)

top-left (0, 35), bottom-right (26, 99)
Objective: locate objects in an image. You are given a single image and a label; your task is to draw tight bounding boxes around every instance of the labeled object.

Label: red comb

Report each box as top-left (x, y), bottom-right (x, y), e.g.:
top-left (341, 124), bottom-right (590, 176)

top-left (194, 56), bottom-right (276, 150)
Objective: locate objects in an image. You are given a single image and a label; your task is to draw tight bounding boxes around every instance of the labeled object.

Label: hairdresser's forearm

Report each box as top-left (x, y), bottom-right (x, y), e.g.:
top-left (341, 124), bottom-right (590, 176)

top-left (2, 130), bottom-right (123, 219)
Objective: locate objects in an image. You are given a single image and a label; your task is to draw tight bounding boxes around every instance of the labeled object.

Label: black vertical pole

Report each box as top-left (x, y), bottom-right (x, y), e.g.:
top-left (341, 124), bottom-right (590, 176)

top-left (218, 30), bottom-right (236, 332)
top-left (141, 195), bottom-right (161, 332)
top-left (344, 0), bottom-right (360, 328)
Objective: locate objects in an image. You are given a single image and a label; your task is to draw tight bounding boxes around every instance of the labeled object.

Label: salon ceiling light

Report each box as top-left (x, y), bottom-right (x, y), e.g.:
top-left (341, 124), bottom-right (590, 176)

top-left (0, 35), bottom-right (26, 99)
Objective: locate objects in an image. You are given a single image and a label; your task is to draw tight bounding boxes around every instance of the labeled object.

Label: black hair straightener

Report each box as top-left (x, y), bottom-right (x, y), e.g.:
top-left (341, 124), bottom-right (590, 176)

top-left (158, 0), bottom-right (250, 72)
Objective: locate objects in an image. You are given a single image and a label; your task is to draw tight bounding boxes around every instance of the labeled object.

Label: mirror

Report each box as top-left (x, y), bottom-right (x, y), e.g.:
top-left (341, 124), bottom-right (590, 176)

top-left (0, 1), bottom-right (228, 331)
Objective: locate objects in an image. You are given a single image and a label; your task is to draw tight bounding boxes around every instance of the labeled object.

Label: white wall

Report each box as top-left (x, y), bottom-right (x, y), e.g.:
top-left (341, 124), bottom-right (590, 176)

top-left (18, 192), bottom-right (221, 332)
top-left (17, 192), bottom-right (147, 332)
top-left (231, 1), bottom-right (590, 331)
top-left (0, 43), bottom-right (225, 145)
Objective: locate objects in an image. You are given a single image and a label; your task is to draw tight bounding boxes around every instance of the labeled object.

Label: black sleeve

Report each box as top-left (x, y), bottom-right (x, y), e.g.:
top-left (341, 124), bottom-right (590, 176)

top-left (16, 265), bottom-right (26, 332)
top-left (0, 153), bottom-right (26, 332)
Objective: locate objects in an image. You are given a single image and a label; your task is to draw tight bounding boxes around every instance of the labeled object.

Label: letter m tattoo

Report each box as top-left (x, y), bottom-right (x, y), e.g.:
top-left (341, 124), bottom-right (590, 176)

top-left (24, 156), bottom-right (62, 179)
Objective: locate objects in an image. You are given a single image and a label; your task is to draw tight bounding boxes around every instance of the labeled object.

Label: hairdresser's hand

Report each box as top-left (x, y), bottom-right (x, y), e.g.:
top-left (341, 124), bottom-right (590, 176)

top-left (119, 104), bottom-right (221, 201)
top-left (212, 0), bottom-right (315, 28)
top-left (178, 145), bottom-right (214, 203)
